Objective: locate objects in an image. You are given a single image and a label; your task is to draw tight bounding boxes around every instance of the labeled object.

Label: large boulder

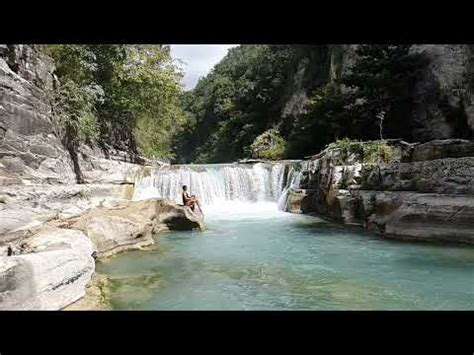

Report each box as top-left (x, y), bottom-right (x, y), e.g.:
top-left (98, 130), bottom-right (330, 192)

top-left (71, 198), bottom-right (204, 258)
top-left (0, 227), bottom-right (96, 310)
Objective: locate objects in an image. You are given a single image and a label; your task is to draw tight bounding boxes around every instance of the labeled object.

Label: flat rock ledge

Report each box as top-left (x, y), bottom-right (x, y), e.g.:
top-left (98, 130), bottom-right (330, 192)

top-left (0, 198), bottom-right (204, 310)
top-left (70, 198), bottom-right (204, 259)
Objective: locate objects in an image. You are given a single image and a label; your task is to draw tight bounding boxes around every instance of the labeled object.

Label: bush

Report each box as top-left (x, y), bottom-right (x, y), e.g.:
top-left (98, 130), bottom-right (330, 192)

top-left (248, 128), bottom-right (287, 160)
top-left (53, 79), bottom-right (101, 146)
top-left (327, 138), bottom-right (394, 163)
top-left (78, 110), bottom-right (99, 144)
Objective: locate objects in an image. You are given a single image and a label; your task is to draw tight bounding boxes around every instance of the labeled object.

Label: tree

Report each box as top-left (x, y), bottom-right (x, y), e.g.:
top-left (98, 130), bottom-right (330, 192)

top-left (178, 45), bottom-right (296, 163)
top-left (341, 45), bottom-right (428, 140)
top-left (45, 45), bottom-right (189, 162)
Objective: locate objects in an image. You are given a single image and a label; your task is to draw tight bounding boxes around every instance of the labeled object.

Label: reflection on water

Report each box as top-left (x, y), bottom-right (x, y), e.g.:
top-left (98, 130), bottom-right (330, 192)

top-left (98, 203), bottom-right (474, 310)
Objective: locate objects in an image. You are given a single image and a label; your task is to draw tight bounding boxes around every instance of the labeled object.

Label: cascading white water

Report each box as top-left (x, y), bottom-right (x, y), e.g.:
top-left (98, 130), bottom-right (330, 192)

top-left (276, 166), bottom-right (303, 211)
top-left (132, 161), bottom-right (305, 211)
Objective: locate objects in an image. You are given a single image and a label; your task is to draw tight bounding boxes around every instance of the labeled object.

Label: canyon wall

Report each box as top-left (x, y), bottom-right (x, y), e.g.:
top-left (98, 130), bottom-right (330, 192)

top-left (282, 44), bottom-right (474, 142)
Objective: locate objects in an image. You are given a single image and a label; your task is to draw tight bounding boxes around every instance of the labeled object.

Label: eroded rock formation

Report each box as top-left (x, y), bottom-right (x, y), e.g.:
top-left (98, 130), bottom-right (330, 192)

top-left (71, 198), bottom-right (204, 258)
top-left (0, 227), bottom-right (96, 310)
top-left (0, 198), bottom-right (204, 310)
top-left (286, 139), bottom-right (474, 244)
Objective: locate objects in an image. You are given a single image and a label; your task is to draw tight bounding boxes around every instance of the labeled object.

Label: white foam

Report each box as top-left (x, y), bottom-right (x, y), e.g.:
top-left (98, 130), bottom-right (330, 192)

top-left (132, 162), bottom-right (305, 214)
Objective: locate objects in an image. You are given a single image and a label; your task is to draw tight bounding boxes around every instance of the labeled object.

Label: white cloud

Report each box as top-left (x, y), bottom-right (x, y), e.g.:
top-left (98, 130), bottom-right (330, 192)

top-left (170, 45), bottom-right (239, 90)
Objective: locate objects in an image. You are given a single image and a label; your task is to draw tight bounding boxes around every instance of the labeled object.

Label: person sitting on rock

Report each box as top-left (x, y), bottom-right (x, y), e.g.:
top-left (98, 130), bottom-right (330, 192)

top-left (182, 185), bottom-right (202, 213)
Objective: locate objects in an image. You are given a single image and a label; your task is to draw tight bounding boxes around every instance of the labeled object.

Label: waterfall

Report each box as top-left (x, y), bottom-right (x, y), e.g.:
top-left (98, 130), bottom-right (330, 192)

top-left (276, 166), bottom-right (303, 211)
top-left (133, 161), bottom-right (305, 210)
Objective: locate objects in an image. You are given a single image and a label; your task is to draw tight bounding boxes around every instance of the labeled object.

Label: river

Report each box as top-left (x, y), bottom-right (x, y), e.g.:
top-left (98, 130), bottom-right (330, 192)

top-left (97, 163), bottom-right (474, 310)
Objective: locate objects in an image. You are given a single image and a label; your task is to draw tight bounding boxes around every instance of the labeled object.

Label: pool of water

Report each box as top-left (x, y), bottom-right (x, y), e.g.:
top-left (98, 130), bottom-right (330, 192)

top-left (97, 202), bottom-right (474, 310)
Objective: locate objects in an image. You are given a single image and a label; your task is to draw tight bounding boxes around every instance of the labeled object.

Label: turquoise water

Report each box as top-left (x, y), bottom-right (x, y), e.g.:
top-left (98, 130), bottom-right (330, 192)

top-left (97, 203), bottom-right (474, 310)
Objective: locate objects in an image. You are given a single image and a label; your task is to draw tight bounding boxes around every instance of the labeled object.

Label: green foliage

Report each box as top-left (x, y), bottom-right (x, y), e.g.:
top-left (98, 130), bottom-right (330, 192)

top-left (176, 45), bottom-right (297, 163)
top-left (47, 44), bottom-right (429, 164)
top-left (46, 45), bottom-right (187, 159)
top-left (327, 138), bottom-right (394, 164)
top-left (53, 78), bottom-right (101, 145)
top-left (178, 44), bottom-right (428, 163)
top-left (286, 45), bottom-right (428, 158)
top-left (248, 128), bottom-right (287, 160)
top-left (339, 45), bottom-right (428, 139)
top-left (78, 110), bottom-right (100, 144)
top-left (287, 83), bottom-right (351, 157)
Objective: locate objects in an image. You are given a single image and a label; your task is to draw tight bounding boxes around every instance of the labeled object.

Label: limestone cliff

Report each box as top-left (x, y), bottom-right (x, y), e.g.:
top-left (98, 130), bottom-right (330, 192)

top-left (0, 44), bottom-right (76, 185)
top-left (0, 44), bottom-right (156, 240)
top-left (281, 44), bottom-right (474, 142)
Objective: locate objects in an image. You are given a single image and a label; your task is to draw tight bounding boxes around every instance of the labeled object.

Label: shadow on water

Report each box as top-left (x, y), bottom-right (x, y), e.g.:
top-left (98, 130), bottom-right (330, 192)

top-left (294, 213), bottom-right (474, 249)
top-left (293, 216), bottom-right (474, 268)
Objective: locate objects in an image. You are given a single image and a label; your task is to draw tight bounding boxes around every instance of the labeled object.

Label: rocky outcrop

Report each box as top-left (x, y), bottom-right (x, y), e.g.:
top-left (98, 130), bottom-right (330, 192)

top-left (287, 139), bottom-right (474, 244)
top-left (71, 198), bottom-right (204, 258)
top-left (0, 45), bottom-right (77, 185)
top-left (0, 45), bottom-right (205, 310)
top-left (0, 183), bottom-right (135, 244)
top-left (411, 139), bottom-right (474, 161)
top-left (0, 198), bottom-right (203, 310)
top-left (351, 191), bottom-right (474, 244)
top-left (0, 227), bottom-right (96, 310)
top-left (410, 45), bottom-right (474, 140)
top-left (0, 44), bottom-right (155, 248)
top-left (285, 188), bottom-right (314, 214)
top-left (0, 45), bottom-right (152, 186)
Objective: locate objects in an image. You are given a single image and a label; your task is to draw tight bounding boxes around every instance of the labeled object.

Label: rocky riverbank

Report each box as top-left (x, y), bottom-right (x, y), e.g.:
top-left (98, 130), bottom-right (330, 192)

top-left (285, 139), bottom-right (474, 244)
top-left (0, 198), bottom-right (204, 310)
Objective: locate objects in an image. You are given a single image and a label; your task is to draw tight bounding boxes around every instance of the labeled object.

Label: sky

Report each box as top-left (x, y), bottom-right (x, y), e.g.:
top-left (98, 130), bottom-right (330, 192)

top-left (170, 45), bottom-right (239, 91)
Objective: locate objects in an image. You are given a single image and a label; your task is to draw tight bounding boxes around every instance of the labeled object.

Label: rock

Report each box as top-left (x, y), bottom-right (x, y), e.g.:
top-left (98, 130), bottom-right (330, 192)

top-left (0, 181), bottom-right (151, 251)
top-left (71, 198), bottom-right (204, 258)
top-left (410, 45), bottom-right (474, 140)
top-left (153, 199), bottom-right (205, 230)
top-left (411, 139), bottom-right (474, 161)
top-left (295, 139), bottom-right (474, 244)
top-left (0, 207), bottom-right (49, 243)
top-left (352, 191), bottom-right (474, 244)
top-left (0, 46), bottom-right (77, 185)
top-left (64, 273), bottom-right (111, 310)
top-left (0, 45), bottom-right (150, 187)
top-left (77, 145), bottom-right (145, 184)
top-left (0, 227), bottom-right (96, 310)
top-left (285, 189), bottom-right (315, 214)
top-left (360, 157), bottom-right (474, 194)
